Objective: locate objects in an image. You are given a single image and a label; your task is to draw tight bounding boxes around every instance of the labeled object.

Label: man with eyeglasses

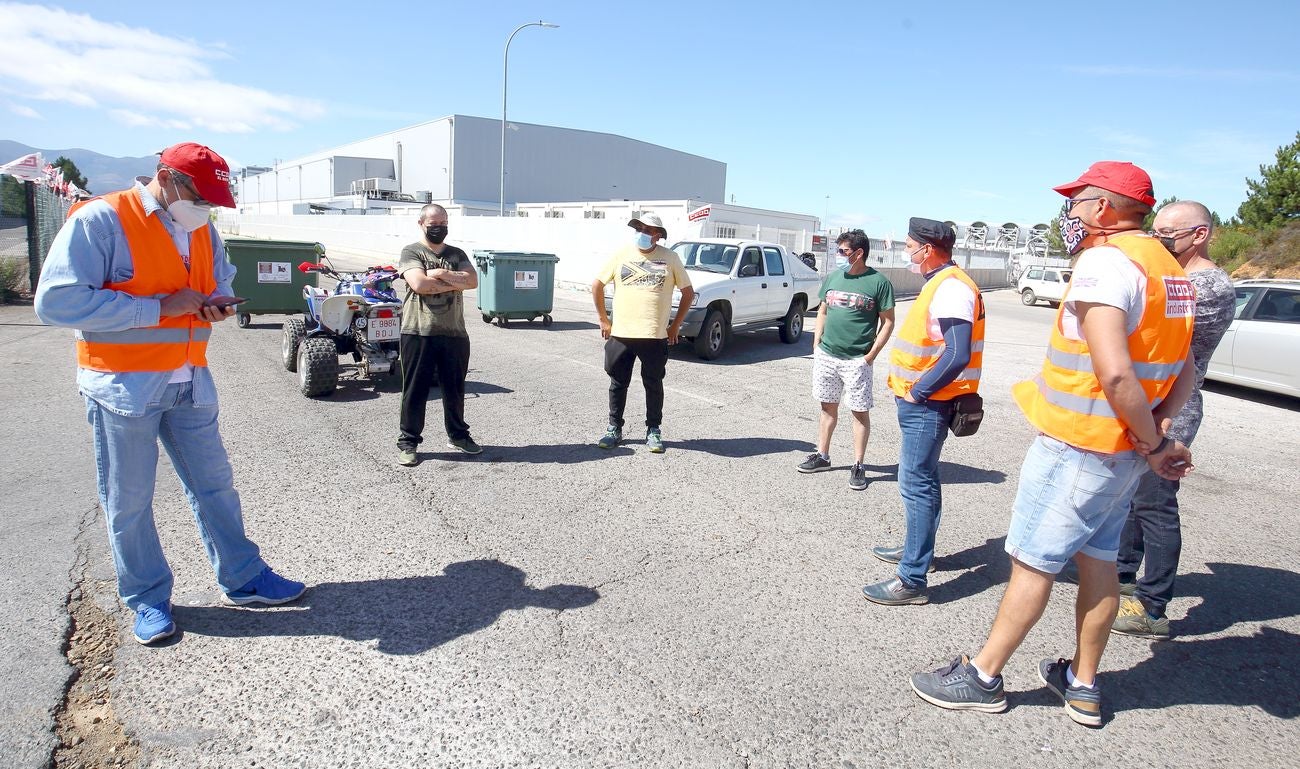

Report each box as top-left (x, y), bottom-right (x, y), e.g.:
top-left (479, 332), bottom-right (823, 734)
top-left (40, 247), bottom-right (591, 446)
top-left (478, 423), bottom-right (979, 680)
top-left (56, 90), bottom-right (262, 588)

top-left (909, 162), bottom-right (1196, 726)
top-left (36, 143), bottom-right (307, 646)
top-left (1111, 200), bottom-right (1234, 641)
top-left (797, 229), bottom-right (895, 491)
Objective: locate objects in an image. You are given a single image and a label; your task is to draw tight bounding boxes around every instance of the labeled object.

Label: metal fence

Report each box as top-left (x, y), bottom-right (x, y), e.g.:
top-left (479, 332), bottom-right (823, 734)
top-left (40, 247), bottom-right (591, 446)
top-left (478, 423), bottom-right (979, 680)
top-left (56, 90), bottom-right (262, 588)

top-left (0, 180), bottom-right (71, 299)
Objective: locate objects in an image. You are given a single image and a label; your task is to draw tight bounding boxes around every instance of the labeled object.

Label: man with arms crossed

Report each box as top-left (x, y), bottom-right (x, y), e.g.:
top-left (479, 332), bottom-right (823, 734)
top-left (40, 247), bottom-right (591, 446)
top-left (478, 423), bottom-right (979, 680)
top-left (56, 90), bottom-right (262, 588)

top-left (910, 162), bottom-right (1195, 726)
top-left (797, 228), bottom-right (895, 490)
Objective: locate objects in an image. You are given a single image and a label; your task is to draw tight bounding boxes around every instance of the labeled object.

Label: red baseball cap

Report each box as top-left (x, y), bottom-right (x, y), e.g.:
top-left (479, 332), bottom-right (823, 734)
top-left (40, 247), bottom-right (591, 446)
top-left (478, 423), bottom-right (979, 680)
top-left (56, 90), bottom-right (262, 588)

top-left (1052, 161), bottom-right (1156, 207)
top-left (159, 142), bottom-right (237, 208)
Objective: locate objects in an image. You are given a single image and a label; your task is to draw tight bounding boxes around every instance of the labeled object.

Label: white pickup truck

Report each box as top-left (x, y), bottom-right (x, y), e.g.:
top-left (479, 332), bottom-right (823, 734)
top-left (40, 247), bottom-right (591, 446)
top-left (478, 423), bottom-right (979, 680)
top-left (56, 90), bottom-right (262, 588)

top-left (625, 239), bottom-right (823, 359)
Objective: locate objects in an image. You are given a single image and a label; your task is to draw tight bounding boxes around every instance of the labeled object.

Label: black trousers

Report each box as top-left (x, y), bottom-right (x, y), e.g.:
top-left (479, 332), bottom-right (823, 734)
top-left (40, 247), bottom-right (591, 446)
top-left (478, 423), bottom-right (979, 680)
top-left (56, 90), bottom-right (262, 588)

top-left (1115, 470), bottom-right (1182, 618)
top-left (398, 333), bottom-right (471, 449)
top-left (604, 336), bottom-right (668, 430)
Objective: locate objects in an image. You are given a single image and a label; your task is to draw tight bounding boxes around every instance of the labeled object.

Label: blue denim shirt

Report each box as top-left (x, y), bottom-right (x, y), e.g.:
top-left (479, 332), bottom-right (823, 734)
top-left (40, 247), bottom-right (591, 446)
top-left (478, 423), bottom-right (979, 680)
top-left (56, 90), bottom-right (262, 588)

top-left (34, 181), bottom-right (236, 416)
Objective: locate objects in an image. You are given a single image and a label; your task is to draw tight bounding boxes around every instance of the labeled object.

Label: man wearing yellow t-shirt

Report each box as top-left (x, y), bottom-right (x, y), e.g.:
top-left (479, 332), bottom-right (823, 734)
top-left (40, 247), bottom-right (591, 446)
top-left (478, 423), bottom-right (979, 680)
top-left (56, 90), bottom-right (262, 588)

top-left (591, 214), bottom-right (695, 453)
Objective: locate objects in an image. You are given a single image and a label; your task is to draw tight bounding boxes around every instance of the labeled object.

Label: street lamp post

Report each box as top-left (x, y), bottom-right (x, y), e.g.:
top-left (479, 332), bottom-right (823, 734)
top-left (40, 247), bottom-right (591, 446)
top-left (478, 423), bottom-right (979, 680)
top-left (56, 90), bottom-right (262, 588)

top-left (500, 20), bottom-right (559, 217)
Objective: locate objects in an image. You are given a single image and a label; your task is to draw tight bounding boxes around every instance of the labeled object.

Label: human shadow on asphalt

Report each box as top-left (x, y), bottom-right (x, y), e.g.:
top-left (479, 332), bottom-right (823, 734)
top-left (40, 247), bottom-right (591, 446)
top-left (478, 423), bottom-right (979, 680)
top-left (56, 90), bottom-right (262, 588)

top-left (319, 378), bottom-right (514, 404)
top-left (664, 437), bottom-right (814, 457)
top-left (174, 559), bottom-right (600, 655)
top-left (851, 462), bottom-right (1008, 486)
top-left (927, 536), bottom-right (1011, 605)
top-left (667, 331), bottom-right (816, 366)
top-left (485, 443), bottom-right (636, 463)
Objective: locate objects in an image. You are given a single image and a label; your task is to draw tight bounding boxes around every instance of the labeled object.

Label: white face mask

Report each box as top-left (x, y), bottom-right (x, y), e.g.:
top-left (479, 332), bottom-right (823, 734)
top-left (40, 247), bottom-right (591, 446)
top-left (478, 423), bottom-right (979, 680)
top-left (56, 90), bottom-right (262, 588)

top-left (164, 178), bottom-right (213, 232)
top-left (904, 246), bottom-right (925, 273)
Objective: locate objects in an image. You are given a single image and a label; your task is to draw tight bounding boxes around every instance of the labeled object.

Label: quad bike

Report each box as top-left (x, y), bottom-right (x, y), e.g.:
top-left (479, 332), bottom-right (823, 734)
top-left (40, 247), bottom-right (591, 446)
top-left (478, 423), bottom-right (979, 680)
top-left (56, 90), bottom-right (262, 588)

top-left (281, 256), bottom-right (402, 397)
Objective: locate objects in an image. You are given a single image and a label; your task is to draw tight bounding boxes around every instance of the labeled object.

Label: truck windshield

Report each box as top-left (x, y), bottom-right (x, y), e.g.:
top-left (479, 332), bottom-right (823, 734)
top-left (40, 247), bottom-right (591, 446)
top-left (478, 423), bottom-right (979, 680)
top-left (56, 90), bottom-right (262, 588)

top-left (676, 242), bottom-right (737, 274)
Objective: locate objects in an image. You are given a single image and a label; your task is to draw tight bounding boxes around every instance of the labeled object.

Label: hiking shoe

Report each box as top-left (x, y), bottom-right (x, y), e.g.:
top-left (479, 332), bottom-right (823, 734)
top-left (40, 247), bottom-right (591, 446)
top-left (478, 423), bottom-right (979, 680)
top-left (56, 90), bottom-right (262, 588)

top-left (397, 448), bottom-right (419, 467)
top-left (447, 436), bottom-right (483, 455)
top-left (911, 654), bottom-right (1008, 713)
top-left (796, 452), bottom-right (831, 473)
top-left (646, 428), bottom-right (665, 453)
top-left (133, 602), bottom-right (175, 645)
top-left (1111, 596), bottom-right (1170, 640)
top-left (849, 463), bottom-right (869, 490)
top-left (225, 567), bottom-right (307, 606)
top-left (597, 425), bottom-right (622, 449)
top-left (1039, 658), bottom-right (1103, 727)
top-left (871, 545), bottom-right (936, 572)
top-left (862, 577), bottom-right (928, 606)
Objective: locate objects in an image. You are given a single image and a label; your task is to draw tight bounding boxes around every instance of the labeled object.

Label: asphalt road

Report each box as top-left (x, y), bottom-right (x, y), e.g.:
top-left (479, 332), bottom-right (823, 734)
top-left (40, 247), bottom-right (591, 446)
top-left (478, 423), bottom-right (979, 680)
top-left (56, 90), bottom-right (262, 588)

top-left (3, 273), bottom-right (1298, 768)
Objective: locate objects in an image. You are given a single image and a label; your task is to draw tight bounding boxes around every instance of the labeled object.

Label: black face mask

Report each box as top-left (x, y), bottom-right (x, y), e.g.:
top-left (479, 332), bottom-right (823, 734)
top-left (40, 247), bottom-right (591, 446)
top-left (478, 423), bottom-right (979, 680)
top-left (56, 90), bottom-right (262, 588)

top-left (424, 225), bottom-right (448, 244)
top-left (1158, 235), bottom-right (1180, 256)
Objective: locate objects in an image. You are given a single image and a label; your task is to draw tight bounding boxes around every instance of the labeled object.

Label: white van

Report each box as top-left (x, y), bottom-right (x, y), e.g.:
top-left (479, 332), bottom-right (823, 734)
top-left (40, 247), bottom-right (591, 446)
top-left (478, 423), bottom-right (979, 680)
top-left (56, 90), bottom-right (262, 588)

top-left (1017, 266), bottom-right (1072, 306)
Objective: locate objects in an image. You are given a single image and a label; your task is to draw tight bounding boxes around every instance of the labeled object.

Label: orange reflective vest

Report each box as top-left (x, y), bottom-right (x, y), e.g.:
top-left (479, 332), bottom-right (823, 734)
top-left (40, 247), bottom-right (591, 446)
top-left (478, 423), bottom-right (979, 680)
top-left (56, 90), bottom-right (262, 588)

top-left (74, 189), bottom-right (215, 372)
top-left (1012, 234), bottom-right (1194, 453)
top-left (888, 265), bottom-right (985, 401)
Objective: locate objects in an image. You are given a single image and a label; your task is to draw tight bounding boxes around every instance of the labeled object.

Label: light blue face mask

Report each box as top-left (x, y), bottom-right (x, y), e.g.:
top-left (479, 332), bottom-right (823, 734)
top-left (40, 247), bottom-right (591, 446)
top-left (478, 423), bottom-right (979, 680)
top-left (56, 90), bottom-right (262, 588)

top-left (635, 232), bottom-right (654, 249)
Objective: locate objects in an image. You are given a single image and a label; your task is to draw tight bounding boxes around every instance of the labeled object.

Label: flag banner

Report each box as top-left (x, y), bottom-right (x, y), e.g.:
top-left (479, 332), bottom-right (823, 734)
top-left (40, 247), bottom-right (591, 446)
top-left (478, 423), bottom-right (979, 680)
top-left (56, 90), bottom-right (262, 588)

top-left (0, 152), bottom-right (45, 181)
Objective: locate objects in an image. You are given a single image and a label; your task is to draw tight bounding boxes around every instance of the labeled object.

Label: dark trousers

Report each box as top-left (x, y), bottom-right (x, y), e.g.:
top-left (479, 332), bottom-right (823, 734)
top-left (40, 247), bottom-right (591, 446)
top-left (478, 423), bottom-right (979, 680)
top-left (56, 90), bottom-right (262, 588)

top-left (1115, 470), bottom-right (1182, 618)
top-left (604, 336), bottom-right (668, 430)
top-left (398, 333), bottom-right (471, 450)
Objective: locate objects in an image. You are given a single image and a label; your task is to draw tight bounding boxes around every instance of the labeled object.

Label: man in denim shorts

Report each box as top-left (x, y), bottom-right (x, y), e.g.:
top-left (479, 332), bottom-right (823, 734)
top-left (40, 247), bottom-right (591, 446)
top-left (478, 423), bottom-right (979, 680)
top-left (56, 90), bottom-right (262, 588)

top-left (910, 162), bottom-right (1196, 726)
top-left (796, 229), bottom-right (895, 490)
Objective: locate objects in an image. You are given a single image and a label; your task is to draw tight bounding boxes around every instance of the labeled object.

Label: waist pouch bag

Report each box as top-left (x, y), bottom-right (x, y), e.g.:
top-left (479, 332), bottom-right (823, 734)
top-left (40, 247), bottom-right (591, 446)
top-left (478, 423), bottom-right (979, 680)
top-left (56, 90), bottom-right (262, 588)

top-left (947, 393), bottom-right (984, 437)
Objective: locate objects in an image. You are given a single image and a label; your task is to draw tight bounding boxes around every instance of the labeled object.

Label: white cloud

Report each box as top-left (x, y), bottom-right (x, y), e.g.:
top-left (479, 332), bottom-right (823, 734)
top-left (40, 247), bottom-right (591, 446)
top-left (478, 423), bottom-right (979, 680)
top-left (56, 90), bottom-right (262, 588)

top-left (9, 103), bottom-right (42, 119)
top-left (0, 3), bottom-right (324, 133)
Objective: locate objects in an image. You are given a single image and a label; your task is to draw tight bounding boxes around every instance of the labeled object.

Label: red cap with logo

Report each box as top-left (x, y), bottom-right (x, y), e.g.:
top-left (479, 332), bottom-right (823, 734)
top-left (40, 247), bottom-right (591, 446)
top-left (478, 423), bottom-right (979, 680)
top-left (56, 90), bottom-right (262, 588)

top-left (1052, 161), bottom-right (1156, 207)
top-left (159, 142), bottom-right (237, 208)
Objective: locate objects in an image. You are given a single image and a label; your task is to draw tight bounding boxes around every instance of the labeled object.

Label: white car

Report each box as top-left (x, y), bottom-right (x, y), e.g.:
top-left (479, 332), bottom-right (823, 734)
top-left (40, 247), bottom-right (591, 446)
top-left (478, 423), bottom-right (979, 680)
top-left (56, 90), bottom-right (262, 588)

top-left (1017, 266), bottom-right (1072, 306)
top-left (1205, 278), bottom-right (1300, 398)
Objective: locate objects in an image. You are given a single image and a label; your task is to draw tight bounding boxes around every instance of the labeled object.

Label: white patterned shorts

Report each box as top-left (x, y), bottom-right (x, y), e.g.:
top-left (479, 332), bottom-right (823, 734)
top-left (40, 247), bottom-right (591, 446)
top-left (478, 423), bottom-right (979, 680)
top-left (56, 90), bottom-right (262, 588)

top-left (812, 347), bottom-right (874, 411)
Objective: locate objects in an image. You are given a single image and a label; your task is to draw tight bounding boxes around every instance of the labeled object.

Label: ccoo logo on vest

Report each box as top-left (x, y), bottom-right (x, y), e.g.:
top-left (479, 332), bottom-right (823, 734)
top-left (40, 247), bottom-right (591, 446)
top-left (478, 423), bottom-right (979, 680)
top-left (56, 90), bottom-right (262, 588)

top-left (1163, 276), bottom-right (1195, 318)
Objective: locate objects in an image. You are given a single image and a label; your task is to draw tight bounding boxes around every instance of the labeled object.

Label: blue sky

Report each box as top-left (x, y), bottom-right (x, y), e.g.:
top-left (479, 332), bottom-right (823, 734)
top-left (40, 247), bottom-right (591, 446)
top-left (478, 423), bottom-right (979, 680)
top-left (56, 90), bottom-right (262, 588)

top-left (2, 1), bottom-right (1297, 236)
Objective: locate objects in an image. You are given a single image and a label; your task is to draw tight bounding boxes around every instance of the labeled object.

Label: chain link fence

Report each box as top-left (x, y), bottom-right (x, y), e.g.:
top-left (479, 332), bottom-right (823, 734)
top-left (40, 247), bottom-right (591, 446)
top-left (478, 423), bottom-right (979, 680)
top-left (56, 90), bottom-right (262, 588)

top-left (0, 179), bottom-right (71, 302)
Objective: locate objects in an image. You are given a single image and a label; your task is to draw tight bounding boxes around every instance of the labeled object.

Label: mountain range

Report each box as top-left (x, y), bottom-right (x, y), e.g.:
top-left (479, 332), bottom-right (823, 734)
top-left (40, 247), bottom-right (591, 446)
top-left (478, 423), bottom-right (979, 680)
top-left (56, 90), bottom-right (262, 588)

top-left (0, 139), bottom-right (159, 195)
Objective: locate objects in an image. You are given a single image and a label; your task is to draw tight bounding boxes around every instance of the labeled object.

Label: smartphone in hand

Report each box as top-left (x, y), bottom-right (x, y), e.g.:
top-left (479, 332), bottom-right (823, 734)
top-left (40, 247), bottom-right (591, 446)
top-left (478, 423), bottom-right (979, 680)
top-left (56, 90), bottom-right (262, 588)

top-left (206, 296), bottom-right (249, 309)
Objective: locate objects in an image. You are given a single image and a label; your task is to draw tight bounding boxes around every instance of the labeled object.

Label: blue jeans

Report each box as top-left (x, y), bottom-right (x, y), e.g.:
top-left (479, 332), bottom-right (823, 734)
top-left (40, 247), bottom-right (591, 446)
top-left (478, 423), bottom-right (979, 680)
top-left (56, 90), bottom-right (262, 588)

top-left (896, 396), bottom-right (953, 588)
top-left (86, 382), bottom-right (266, 610)
top-left (1115, 471), bottom-right (1182, 617)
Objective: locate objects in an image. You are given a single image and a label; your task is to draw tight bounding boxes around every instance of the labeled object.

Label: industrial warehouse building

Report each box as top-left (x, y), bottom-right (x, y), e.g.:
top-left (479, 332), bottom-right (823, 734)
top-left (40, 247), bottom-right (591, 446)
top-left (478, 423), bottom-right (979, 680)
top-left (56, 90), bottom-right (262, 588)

top-left (235, 114), bottom-right (727, 216)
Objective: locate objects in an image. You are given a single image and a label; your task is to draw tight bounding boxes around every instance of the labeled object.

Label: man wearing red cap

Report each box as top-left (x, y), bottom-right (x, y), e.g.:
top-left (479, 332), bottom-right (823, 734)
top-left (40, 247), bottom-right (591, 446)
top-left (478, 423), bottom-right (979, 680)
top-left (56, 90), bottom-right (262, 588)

top-left (36, 142), bottom-right (307, 646)
top-left (910, 161), bottom-right (1197, 726)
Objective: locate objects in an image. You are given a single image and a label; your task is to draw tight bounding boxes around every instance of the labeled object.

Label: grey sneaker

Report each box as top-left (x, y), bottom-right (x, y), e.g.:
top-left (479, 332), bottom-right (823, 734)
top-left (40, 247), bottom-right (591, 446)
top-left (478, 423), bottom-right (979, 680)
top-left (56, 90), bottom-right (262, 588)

top-left (862, 577), bottom-right (928, 606)
top-left (1111, 596), bottom-right (1170, 640)
top-left (871, 545), bottom-right (936, 573)
top-left (1039, 658), bottom-right (1103, 727)
top-left (1120, 580), bottom-right (1137, 597)
top-left (911, 654), bottom-right (1008, 713)
top-left (597, 425), bottom-right (622, 449)
top-left (646, 428), bottom-right (665, 453)
top-left (797, 452), bottom-right (831, 473)
top-left (849, 462), bottom-right (869, 490)
top-left (397, 448), bottom-right (419, 467)
top-left (447, 436), bottom-right (483, 455)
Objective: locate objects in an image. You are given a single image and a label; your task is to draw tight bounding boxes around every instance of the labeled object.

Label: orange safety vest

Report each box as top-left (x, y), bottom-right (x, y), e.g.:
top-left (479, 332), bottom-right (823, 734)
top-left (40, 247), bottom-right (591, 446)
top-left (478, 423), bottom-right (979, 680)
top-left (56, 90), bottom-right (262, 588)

top-left (74, 189), bottom-right (215, 372)
top-left (888, 265), bottom-right (986, 401)
top-left (1012, 234), bottom-right (1194, 453)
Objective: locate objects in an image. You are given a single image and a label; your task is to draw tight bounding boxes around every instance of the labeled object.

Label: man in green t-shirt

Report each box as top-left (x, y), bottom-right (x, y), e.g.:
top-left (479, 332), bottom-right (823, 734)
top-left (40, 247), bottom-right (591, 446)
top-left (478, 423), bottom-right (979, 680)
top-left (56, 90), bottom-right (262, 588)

top-left (797, 229), bottom-right (896, 490)
top-left (591, 214), bottom-right (694, 453)
top-left (396, 204), bottom-right (481, 467)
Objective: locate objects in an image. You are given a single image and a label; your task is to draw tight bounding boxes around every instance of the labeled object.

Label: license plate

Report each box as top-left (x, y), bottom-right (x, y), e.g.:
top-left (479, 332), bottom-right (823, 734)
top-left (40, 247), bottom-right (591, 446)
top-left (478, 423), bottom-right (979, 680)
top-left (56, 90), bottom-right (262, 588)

top-left (367, 316), bottom-right (399, 341)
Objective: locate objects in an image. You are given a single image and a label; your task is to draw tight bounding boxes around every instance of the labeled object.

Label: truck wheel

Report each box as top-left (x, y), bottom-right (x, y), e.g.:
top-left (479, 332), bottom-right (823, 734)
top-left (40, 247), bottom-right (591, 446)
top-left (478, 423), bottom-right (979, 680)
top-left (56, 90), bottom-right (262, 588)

top-left (694, 309), bottom-right (727, 360)
top-left (779, 299), bottom-right (807, 344)
top-left (297, 336), bottom-right (338, 397)
top-left (1021, 288), bottom-right (1037, 306)
top-left (281, 318), bottom-right (306, 372)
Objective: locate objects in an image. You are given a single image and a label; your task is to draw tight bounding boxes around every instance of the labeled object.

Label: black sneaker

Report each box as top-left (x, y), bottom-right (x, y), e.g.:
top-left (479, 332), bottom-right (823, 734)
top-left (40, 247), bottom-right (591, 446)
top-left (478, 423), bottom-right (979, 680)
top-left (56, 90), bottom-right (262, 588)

top-left (849, 463), bottom-right (868, 490)
top-left (862, 577), bottom-right (928, 606)
top-left (797, 452), bottom-right (831, 473)
top-left (1039, 657), bottom-right (1103, 727)
top-left (911, 654), bottom-right (1007, 713)
top-left (447, 436), bottom-right (483, 455)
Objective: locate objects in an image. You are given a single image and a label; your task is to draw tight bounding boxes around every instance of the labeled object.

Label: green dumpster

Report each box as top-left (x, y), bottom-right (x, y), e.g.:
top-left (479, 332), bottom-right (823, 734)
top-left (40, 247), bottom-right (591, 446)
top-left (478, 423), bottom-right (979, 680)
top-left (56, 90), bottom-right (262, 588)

top-left (472, 251), bottom-right (560, 327)
top-left (224, 239), bottom-right (323, 328)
